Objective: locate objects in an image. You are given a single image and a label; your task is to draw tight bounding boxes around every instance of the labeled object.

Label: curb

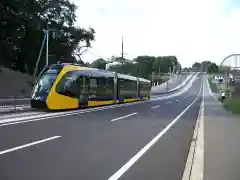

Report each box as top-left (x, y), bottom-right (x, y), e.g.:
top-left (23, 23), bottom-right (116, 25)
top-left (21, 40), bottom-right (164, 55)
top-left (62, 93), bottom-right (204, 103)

top-left (182, 78), bottom-right (204, 180)
top-left (0, 105), bottom-right (31, 114)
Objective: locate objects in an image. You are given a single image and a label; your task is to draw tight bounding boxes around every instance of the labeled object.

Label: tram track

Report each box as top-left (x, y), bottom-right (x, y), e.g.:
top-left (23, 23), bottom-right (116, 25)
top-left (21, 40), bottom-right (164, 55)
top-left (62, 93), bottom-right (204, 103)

top-left (0, 73), bottom-right (198, 126)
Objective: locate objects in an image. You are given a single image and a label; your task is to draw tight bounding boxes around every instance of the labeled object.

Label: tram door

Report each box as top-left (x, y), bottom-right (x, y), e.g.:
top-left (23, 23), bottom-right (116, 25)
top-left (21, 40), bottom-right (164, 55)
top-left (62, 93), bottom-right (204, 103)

top-left (77, 75), bottom-right (89, 108)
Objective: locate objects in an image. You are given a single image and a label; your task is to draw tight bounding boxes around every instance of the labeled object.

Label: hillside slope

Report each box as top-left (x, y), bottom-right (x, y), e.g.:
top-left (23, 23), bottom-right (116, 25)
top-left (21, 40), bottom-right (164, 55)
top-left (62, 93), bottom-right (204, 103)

top-left (0, 67), bottom-right (33, 98)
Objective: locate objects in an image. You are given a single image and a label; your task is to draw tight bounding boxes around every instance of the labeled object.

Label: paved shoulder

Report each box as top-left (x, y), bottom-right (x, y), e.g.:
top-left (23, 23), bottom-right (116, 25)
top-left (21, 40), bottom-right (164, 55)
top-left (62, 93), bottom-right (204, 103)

top-left (204, 78), bottom-right (240, 180)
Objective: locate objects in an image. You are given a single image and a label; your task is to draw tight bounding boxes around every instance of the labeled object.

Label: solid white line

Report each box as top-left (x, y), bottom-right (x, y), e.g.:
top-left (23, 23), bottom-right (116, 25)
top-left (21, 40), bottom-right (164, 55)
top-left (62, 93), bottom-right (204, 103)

top-left (191, 77), bottom-right (204, 180)
top-left (151, 105), bottom-right (161, 109)
top-left (110, 113), bottom-right (138, 122)
top-left (0, 136), bottom-right (61, 155)
top-left (182, 76), bottom-right (204, 180)
top-left (108, 78), bottom-right (203, 180)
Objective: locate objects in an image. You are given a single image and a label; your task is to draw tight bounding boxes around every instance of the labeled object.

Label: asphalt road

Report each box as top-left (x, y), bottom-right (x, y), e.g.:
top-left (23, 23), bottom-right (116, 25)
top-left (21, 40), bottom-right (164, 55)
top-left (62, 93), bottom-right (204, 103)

top-left (151, 74), bottom-right (189, 95)
top-left (0, 73), bottom-right (203, 180)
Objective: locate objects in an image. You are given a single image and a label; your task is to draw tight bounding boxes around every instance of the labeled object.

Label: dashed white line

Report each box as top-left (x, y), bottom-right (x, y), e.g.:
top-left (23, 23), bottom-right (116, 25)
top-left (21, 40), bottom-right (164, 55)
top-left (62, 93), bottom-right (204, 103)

top-left (110, 113), bottom-right (138, 122)
top-left (108, 80), bottom-right (203, 180)
top-left (151, 105), bottom-right (161, 109)
top-left (166, 101), bottom-right (172, 104)
top-left (0, 136), bottom-right (61, 155)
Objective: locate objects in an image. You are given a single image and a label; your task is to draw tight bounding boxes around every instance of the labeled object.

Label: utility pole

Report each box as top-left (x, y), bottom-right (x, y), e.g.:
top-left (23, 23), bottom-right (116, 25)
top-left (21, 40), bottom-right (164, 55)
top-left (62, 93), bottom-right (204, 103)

top-left (152, 71), bottom-right (155, 87)
top-left (158, 67), bottom-right (161, 85)
top-left (169, 66), bottom-right (172, 80)
top-left (121, 36), bottom-right (124, 65)
top-left (33, 19), bottom-right (50, 82)
top-left (121, 36), bottom-right (124, 59)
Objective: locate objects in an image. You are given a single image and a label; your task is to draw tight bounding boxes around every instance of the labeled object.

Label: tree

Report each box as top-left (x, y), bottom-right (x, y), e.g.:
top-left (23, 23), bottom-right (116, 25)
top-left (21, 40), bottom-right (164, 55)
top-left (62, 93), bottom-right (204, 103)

top-left (108, 55), bottom-right (180, 80)
top-left (207, 63), bottom-right (219, 73)
top-left (201, 61), bottom-right (211, 72)
top-left (0, 0), bottom-right (95, 74)
top-left (192, 62), bottom-right (201, 71)
top-left (91, 58), bottom-right (107, 70)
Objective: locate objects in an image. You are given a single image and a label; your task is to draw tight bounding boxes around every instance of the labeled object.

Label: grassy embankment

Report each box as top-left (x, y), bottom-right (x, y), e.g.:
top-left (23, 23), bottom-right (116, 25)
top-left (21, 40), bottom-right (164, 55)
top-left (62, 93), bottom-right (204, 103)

top-left (223, 97), bottom-right (240, 114)
top-left (208, 77), bottom-right (218, 93)
top-left (0, 66), bottom-right (33, 98)
top-left (208, 77), bottom-right (240, 114)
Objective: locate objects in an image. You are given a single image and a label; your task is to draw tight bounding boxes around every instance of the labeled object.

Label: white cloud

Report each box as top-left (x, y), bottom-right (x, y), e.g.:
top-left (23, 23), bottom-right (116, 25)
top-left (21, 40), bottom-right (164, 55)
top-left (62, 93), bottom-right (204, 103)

top-left (73, 0), bottom-right (240, 67)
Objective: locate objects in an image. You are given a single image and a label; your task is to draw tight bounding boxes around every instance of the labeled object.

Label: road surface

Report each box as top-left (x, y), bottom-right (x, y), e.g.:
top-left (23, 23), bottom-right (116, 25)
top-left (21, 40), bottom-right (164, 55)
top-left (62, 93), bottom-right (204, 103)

top-left (0, 73), bottom-right (202, 180)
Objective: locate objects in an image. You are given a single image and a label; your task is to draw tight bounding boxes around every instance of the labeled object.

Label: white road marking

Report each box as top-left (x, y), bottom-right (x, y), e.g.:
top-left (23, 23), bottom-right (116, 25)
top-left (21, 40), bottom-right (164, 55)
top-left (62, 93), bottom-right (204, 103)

top-left (151, 105), bottom-right (161, 109)
top-left (0, 111), bottom-right (46, 120)
top-left (191, 77), bottom-right (204, 180)
top-left (166, 101), bottom-right (172, 104)
top-left (108, 78), bottom-right (203, 180)
top-left (182, 77), bottom-right (204, 180)
top-left (0, 136), bottom-right (61, 155)
top-left (110, 113), bottom-right (138, 122)
top-left (0, 73), bottom-right (200, 127)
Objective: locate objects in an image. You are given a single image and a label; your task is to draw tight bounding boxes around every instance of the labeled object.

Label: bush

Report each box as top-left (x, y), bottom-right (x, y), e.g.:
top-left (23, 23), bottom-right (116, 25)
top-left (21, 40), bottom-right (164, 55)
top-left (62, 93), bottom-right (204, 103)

top-left (208, 78), bottom-right (218, 93)
top-left (223, 97), bottom-right (240, 114)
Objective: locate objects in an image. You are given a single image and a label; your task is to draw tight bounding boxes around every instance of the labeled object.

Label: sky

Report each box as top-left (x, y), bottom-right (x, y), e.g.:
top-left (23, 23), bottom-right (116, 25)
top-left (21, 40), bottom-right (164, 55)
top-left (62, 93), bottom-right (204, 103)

top-left (73, 0), bottom-right (240, 68)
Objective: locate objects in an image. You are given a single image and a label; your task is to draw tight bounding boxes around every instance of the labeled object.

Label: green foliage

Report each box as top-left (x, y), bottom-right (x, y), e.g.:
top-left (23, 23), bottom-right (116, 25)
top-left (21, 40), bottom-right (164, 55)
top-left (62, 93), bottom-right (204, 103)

top-left (90, 55), bottom-right (180, 80)
top-left (90, 58), bottom-right (107, 70)
top-left (223, 97), bottom-right (240, 114)
top-left (0, 0), bottom-right (95, 74)
top-left (208, 78), bottom-right (218, 93)
top-left (191, 61), bottom-right (220, 73)
top-left (201, 61), bottom-right (211, 72)
top-left (192, 62), bottom-right (201, 70)
top-left (207, 62), bottom-right (219, 73)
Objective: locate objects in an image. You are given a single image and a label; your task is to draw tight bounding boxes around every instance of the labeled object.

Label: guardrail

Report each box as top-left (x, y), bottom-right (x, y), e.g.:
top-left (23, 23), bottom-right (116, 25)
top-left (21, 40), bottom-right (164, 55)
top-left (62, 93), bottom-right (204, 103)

top-left (0, 97), bottom-right (31, 113)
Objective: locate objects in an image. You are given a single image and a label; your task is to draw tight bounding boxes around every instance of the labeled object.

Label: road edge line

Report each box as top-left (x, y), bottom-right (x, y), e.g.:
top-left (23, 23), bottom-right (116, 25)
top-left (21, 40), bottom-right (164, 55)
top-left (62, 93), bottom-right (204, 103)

top-left (182, 74), bottom-right (204, 180)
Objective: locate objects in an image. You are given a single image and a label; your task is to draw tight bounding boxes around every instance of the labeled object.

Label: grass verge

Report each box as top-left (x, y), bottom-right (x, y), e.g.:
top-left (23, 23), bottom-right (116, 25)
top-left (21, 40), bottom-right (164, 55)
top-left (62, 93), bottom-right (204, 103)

top-left (208, 78), bottom-right (218, 93)
top-left (223, 97), bottom-right (240, 114)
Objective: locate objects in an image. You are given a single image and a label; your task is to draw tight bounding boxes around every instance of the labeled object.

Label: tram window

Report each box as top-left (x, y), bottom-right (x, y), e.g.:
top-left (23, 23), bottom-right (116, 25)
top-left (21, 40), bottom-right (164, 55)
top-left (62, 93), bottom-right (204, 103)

top-left (56, 71), bottom-right (78, 97)
top-left (34, 73), bottom-right (58, 93)
top-left (88, 76), bottom-right (114, 100)
top-left (118, 78), bottom-right (137, 98)
top-left (140, 82), bottom-right (150, 96)
top-left (89, 78), bottom-right (98, 94)
top-left (75, 76), bottom-right (84, 96)
top-left (98, 77), bottom-right (108, 96)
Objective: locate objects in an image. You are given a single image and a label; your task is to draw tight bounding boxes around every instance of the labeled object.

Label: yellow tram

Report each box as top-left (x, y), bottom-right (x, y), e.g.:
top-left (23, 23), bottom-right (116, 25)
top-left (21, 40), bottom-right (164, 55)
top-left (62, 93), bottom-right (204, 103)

top-left (31, 63), bottom-right (151, 110)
